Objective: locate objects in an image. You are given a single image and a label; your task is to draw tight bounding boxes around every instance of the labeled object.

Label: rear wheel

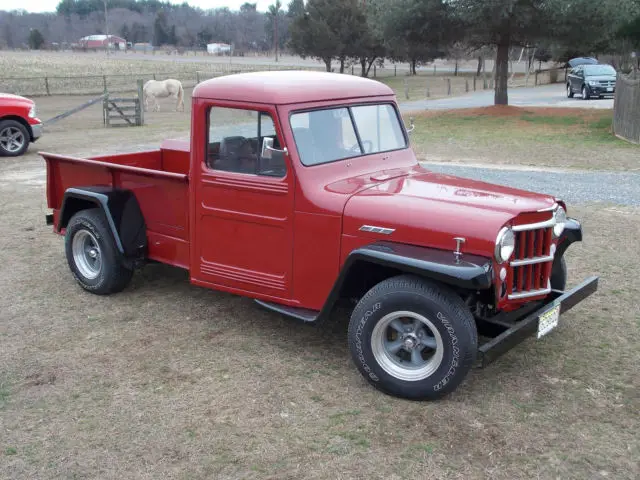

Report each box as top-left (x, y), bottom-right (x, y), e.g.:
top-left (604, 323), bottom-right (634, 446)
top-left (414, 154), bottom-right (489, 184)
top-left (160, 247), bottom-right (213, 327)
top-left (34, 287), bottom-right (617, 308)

top-left (0, 120), bottom-right (29, 157)
top-left (347, 275), bottom-right (477, 400)
top-left (65, 208), bottom-right (133, 295)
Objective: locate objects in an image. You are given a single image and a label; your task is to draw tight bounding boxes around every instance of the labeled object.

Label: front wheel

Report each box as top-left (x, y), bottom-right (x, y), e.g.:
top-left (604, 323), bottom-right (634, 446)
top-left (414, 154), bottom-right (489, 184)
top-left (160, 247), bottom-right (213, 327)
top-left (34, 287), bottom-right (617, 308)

top-left (567, 84), bottom-right (574, 98)
top-left (582, 85), bottom-right (590, 100)
top-left (65, 208), bottom-right (133, 295)
top-left (347, 275), bottom-right (477, 400)
top-left (0, 119), bottom-right (29, 157)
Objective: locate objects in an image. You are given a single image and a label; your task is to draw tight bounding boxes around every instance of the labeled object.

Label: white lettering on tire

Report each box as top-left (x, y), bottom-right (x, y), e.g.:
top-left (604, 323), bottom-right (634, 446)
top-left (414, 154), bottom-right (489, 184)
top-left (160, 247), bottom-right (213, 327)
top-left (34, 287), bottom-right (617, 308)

top-left (434, 311), bottom-right (460, 391)
top-left (355, 302), bottom-right (381, 382)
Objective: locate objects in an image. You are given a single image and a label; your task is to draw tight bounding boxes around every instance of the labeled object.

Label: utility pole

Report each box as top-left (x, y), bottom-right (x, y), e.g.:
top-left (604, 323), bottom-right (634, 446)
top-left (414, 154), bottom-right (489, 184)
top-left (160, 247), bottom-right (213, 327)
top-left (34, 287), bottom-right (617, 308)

top-left (104, 0), bottom-right (109, 56)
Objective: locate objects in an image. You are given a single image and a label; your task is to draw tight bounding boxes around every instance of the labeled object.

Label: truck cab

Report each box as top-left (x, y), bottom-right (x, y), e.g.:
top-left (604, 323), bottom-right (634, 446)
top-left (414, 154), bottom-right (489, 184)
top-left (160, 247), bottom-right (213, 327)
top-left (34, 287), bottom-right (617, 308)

top-left (42, 71), bottom-right (597, 400)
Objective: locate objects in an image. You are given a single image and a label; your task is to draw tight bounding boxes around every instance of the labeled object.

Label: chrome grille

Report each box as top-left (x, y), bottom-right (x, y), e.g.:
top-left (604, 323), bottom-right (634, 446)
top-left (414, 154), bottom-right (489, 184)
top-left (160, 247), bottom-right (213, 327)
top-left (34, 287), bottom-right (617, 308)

top-left (598, 80), bottom-right (615, 87)
top-left (509, 226), bottom-right (554, 300)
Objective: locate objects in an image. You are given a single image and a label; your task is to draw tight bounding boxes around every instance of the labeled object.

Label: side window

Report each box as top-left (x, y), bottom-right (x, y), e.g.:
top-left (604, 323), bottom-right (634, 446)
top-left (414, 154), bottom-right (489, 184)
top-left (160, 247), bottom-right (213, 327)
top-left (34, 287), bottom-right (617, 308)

top-left (206, 107), bottom-right (286, 177)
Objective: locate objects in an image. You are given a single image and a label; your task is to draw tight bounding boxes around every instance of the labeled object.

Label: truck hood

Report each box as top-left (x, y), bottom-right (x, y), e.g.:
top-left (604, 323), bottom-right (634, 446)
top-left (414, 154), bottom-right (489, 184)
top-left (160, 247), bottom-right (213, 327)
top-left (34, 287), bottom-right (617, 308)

top-left (0, 93), bottom-right (34, 106)
top-left (342, 169), bottom-right (557, 256)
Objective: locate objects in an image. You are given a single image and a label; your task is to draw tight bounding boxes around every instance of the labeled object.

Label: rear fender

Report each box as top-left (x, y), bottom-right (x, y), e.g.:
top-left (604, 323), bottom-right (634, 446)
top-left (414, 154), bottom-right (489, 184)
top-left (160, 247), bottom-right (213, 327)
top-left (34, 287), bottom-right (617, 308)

top-left (58, 187), bottom-right (147, 262)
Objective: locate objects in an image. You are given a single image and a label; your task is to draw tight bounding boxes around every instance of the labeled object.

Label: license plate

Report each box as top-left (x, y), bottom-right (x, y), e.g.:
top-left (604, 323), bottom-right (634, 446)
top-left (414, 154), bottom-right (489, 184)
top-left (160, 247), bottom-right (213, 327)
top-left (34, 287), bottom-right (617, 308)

top-left (607, 87), bottom-right (613, 92)
top-left (537, 305), bottom-right (560, 339)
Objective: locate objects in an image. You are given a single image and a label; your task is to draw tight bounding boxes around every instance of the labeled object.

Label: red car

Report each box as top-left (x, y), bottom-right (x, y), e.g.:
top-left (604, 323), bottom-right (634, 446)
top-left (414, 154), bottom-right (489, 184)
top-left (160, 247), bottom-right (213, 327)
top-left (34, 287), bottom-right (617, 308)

top-left (0, 93), bottom-right (43, 157)
top-left (41, 71), bottom-right (598, 400)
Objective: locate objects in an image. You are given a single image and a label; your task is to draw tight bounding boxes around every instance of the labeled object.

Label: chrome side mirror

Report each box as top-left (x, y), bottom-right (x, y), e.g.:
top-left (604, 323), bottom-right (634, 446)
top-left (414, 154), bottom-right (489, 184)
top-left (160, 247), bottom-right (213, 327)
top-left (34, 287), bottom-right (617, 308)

top-left (261, 137), bottom-right (288, 159)
top-left (406, 116), bottom-right (415, 133)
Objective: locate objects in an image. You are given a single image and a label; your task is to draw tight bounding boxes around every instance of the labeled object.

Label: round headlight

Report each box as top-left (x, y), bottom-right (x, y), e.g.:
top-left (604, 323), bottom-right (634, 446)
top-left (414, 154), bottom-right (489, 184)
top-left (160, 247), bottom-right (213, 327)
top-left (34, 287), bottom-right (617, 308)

top-left (553, 206), bottom-right (567, 238)
top-left (495, 227), bottom-right (515, 263)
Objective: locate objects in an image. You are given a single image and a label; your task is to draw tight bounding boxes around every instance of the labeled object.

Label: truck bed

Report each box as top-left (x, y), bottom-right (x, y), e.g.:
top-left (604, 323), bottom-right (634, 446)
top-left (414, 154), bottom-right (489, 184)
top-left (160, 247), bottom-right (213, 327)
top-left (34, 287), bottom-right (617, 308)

top-left (42, 139), bottom-right (191, 269)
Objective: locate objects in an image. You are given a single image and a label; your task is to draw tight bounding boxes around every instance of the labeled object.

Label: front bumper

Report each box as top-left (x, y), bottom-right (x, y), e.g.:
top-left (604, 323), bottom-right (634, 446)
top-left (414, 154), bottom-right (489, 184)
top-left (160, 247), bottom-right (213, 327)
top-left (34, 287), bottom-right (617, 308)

top-left (476, 276), bottom-right (599, 367)
top-left (587, 86), bottom-right (615, 96)
top-left (30, 121), bottom-right (43, 141)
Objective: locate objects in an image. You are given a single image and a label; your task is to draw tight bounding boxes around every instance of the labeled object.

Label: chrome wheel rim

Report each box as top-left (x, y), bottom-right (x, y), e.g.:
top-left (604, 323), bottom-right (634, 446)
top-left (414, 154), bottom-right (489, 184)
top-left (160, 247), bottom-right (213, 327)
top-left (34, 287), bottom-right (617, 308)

top-left (582, 87), bottom-right (587, 99)
top-left (371, 311), bottom-right (444, 382)
top-left (0, 126), bottom-right (25, 153)
top-left (567, 85), bottom-right (571, 97)
top-left (72, 230), bottom-right (102, 280)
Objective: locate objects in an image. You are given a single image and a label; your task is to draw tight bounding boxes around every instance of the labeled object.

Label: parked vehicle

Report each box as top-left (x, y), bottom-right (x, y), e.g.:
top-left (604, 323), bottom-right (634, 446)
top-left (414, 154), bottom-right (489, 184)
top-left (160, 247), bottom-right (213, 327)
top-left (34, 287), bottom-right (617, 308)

top-left (41, 71), bottom-right (598, 400)
top-left (0, 93), bottom-right (43, 157)
top-left (567, 64), bottom-right (617, 99)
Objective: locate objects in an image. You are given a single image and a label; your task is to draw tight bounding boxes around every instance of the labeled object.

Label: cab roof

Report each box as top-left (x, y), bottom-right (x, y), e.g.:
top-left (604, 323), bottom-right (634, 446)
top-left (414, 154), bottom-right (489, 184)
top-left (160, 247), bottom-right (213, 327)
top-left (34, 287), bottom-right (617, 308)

top-left (192, 70), bottom-right (395, 105)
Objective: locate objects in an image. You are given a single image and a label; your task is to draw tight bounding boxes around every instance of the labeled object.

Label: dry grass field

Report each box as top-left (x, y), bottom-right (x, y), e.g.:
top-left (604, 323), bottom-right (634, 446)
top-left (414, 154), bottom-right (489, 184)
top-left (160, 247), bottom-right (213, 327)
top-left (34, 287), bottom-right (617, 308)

top-left (0, 88), bottom-right (638, 479)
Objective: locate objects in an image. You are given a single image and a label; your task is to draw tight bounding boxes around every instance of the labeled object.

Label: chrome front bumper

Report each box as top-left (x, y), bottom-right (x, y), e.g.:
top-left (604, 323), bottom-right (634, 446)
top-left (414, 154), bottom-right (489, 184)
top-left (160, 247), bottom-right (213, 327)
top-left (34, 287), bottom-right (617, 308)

top-left (31, 122), bottom-right (43, 141)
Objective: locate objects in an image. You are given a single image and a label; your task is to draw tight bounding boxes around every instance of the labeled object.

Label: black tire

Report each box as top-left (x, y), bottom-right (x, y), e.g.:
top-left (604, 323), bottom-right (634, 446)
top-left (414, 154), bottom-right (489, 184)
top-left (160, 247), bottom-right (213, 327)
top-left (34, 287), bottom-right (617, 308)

top-left (0, 119), bottom-right (29, 157)
top-left (347, 275), bottom-right (477, 400)
top-left (65, 208), bottom-right (133, 295)
top-left (567, 84), bottom-right (574, 98)
top-left (582, 85), bottom-right (590, 100)
top-left (550, 256), bottom-right (567, 292)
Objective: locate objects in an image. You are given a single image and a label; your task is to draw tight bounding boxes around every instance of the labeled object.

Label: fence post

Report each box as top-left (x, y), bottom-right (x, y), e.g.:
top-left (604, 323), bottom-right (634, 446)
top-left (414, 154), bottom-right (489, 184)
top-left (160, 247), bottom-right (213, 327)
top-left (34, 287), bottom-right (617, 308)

top-left (473, 76), bottom-right (476, 91)
top-left (483, 77), bottom-right (488, 90)
top-left (374, 64), bottom-right (376, 78)
top-left (403, 78), bottom-right (409, 100)
top-left (44, 77), bottom-right (50, 96)
top-left (394, 65), bottom-right (397, 76)
top-left (196, 71), bottom-right (200, 84)
top-left (535, 70), bottom-right (538, 86)
top-left (425, 79), bottom-right (430, 98)
top-left (153, 73), bottom-right (157, 80)
top-left (103, 93), bottom-right (110, 127)
top-left (433, 65), bottom-right (436, 76)
top-left (447, 78), bottom-right (451, 95)
top-left (102, 75), bottom-right (107, 93)
top-left (137, 79), bottom-right (144, 126)
top-left (465, 79), bottom-right (469, 93)
top-left (351, 65), bottom-right (354, 75)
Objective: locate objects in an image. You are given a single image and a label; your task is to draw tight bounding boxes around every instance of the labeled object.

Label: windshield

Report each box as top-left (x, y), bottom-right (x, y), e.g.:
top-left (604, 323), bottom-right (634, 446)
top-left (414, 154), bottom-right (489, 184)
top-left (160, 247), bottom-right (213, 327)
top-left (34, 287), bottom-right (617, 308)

top-left (584, 65), bottom-right (616, 76)
top-left (290, 104), bottom-right (407, 166)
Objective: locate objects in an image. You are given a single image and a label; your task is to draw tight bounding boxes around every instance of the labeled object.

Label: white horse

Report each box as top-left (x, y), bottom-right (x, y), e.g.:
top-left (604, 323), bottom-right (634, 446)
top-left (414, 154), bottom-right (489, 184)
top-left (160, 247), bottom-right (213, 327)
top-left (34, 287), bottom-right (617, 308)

top-left (143, 79), bottom-right (185, 112)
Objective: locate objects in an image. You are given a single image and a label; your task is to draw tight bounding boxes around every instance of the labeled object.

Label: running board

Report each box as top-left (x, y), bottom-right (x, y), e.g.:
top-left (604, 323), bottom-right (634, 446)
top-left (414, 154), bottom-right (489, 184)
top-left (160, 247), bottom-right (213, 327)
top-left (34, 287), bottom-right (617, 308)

top-left (254, 299), bottom-right (319, 323)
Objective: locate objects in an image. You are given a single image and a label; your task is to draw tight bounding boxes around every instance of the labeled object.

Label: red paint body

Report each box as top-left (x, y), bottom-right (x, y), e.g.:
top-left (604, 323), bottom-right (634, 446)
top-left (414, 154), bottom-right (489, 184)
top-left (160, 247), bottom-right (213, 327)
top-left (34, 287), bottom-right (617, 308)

top-left (42, 72), bottom-right (563, 313)
top-left (0, 93), bottom-right (43, 145)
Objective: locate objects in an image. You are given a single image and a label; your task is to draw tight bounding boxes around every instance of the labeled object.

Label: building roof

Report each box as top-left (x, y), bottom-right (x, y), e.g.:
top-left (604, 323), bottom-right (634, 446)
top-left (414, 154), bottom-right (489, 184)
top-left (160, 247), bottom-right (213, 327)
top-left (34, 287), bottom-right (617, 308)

top-left (192, 71), bottom-right (395, 105)
top-left (80, 35), bottom-right (125, 42)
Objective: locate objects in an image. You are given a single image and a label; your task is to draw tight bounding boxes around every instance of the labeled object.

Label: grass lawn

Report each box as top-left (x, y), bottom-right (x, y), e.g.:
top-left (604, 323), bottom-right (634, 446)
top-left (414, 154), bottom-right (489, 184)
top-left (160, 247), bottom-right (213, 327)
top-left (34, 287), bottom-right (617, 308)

top-left (405, 106), bottom-right (639, 171)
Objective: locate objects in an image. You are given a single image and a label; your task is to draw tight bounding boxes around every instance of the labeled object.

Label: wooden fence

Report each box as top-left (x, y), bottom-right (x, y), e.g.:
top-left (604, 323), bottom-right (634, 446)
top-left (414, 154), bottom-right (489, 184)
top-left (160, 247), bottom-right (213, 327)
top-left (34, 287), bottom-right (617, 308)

top-left (613, 70), bottom-right (640, 144)
top-left (103, 80), bottom-right (144, 127)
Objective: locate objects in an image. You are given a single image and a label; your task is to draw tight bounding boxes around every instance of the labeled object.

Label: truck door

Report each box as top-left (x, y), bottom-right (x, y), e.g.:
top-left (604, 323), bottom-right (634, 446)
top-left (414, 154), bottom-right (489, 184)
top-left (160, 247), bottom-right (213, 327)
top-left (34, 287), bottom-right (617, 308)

top-left (192, 103), bottom-right (294, 299)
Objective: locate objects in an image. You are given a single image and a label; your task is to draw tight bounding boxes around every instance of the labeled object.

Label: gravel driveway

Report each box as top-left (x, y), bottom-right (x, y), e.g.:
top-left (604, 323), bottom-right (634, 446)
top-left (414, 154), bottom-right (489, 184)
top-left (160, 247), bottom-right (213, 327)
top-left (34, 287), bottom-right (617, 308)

top-left (422, 162), bottom-right (640, 206)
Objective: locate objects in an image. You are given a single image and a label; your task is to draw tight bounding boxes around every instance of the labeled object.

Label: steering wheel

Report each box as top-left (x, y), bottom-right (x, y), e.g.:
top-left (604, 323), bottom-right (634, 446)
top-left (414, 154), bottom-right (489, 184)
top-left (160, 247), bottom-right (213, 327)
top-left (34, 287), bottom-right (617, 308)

top-left (348, 140), bottom-right (375, 154)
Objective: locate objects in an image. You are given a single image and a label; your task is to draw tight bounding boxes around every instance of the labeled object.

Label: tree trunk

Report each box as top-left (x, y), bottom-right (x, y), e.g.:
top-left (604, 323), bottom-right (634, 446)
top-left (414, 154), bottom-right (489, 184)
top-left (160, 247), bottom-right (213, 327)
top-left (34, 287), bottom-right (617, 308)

top-left (411, 58), bottom-right (417, 75)
top-left (476, 55), bottom-right (483, 76)
top-left (495, 42), bottom-right (509, 105)
top-left (454, 59), bottom-right (459, 76)
top-left (361, 57), bottom-right (367, 77)
top-left (365, 58), bottom-right (376, 77)
top-left (339, 56), bottom-right (345, 73)
top-left (323, 57), bottom-right (331, 72)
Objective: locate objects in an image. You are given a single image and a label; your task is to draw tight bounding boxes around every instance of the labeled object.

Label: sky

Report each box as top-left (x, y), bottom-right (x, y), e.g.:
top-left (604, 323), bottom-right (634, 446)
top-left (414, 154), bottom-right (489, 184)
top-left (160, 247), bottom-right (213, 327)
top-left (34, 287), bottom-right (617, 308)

top-left (0, 0), bottom-right (275, 13)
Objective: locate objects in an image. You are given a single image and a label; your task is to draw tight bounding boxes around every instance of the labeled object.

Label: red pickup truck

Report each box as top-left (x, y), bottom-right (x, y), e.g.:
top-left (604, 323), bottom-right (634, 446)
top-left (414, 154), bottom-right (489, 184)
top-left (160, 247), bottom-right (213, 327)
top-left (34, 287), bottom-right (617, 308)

top-left (0, 93), bottom-right (43, 156)
top-left (42, 71), bottom-right (598, 400)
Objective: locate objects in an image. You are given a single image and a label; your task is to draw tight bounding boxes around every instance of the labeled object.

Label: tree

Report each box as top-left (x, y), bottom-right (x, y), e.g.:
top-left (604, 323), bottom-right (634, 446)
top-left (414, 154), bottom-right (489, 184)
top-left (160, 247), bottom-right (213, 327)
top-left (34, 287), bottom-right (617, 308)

top-left (449, 0), bottom-right (553, 105)
top-left (354, 0), bottom-right (386, 77)
top-left (286, 0), bottom-right (304, 18)
top-left (289, 0), bottom-right (367, 72)
top-left (385, 0), bottom-right (453, 75)
top-left (28, 28), bottom-right (45, 49)
top-left (266, 1), bottom-right (283, 61)
top-left (153, 10), bottom-right (169, 45)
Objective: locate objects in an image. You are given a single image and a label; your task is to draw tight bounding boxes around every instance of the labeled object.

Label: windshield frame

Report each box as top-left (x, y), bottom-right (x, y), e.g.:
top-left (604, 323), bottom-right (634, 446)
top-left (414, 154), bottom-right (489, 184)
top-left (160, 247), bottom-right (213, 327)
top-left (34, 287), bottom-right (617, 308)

top-left (584, 65), bottom-right (616, 76)
top-left (288, 101), bottom-right (409, 167)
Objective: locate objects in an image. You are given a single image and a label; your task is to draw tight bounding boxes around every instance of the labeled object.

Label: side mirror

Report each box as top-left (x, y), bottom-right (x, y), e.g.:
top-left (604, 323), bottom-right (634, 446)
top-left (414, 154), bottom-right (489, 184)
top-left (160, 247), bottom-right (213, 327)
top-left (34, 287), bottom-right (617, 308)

top-left (261, 137), bottom-right (288, 159)
top-left (406, 117), bottom-right (415, 133)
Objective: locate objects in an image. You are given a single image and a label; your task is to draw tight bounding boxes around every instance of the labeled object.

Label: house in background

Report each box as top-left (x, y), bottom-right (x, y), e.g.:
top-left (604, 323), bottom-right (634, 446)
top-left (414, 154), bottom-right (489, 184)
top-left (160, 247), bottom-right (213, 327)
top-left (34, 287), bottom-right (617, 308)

top-left (79, 35), bottom-right (127, 50)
